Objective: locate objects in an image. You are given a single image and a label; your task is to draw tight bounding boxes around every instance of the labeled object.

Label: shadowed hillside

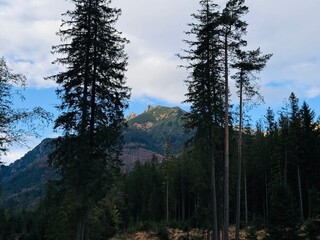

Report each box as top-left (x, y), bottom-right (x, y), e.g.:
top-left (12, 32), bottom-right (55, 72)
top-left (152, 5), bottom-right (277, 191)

top-left (0, 106), bottom-right (191, 209)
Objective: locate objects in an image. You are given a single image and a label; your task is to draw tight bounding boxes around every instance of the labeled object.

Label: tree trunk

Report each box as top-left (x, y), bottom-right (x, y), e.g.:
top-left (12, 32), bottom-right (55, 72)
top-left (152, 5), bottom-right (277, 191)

top-left (284, 148), bottom-right (288, 186)
top-left (76, 213), bottom-right (88, 240)
top-left (181, 158), bottom-right (185, 221)
top-left (308, 185), bottom-right (312, 219)
top-left (166, 174), bottom-right (169, 222)
top-left (235, 77), bottom-right (243, 240)
top-left (211, 127), bottom-right (218, 240)
top-left (244, 164), bottom-right (248, 226)
top-left (265, 171), bottom-right (268, 223)
top-left (223, 33), bottom-right (230, 240)
top-left (297, 164), bottom-right (304, 222)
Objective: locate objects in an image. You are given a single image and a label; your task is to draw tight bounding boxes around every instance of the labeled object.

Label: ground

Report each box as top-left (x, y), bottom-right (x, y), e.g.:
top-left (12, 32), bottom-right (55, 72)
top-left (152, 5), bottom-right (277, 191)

top-left (111, 226), bottom-right (267, 240)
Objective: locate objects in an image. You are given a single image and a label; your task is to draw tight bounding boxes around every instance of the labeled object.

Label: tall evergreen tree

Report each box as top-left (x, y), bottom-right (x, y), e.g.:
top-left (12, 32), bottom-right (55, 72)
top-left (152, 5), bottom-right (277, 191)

top-left (278, 103), bottom-right (290, 186)
top-left (287, 93), bottom-right (304, 222)
top-left (47, 0), bottom-right (130, 239)
top-left (232, 48), bottom-right (271, 240)
top-left (299, 101), bottom-right (319, 218)
top-left (263, 107), bottom-right (278, 223)
top-left (220, 1), bottom-right (248, 239)
top-left (178, 1), bottom-right (224, 239)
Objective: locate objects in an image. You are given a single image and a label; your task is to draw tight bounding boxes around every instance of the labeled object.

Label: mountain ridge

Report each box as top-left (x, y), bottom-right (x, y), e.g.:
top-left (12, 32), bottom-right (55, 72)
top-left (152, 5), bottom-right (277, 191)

top-left (0, 105), bottom-right (191, 209)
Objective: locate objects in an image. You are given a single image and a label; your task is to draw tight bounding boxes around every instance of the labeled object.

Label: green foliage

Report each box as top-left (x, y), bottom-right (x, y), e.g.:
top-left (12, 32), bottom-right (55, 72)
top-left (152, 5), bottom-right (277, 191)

top-left (266, 183), bottom-right (299, 240)
top-left (156, 224), bottom-right (169, 240)
top-left (246, 225), bottom-right (258, 240)
top-left (309, 187), bottom-right (320, 218)
top-left (46, 0), bottom-right (130, 237)
top-left (179, 0), bottom-right (224, 130)
top-left (89, 197), bottom-right (121, 240)
top-left (124, 156), bottom-right (165, 223)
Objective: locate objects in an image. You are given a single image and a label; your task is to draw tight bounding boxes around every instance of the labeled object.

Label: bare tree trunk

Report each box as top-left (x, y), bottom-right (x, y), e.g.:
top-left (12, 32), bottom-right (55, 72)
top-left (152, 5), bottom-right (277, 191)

top-left (211, 127), bottom-right (218, 240)
top-left (76, 214), bottom-right (87, 240)
top-left (297, 164), bottom-right (304, 222)
top-left (284, 148), bottom-right (288, 186)
top-left (308, 185), bottom-right (312, 218)
top-left (244, 164), bottom-right (248, 226)
top-left (223, 33), bottom-right (230, 240)
top-left (235, 78), bottom-right (243, 240)
top-left (181, 158), bottom-right (185, 221)
top-left (166, 175), bottom-right (169, 222)
top-left (265, 171), bottom-right (268, 223)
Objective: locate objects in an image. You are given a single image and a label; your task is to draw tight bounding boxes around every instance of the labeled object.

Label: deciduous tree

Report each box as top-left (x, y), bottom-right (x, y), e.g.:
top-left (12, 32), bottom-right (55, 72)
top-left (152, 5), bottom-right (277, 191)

top-left (0, 57), bottom-right (51, 163)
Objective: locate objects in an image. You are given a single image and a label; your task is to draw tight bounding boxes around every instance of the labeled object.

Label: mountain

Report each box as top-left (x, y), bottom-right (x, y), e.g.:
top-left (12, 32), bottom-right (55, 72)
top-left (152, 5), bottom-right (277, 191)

top-left (123, 105), bottom-right (191, 169)
top-left (0, 138), bottom-right (55, 209)
top-left (0, 105), bottom-right (191, 209)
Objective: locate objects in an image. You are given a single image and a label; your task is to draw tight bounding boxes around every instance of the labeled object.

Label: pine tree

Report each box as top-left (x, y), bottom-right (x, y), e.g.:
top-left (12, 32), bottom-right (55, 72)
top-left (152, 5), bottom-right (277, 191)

top-left (47, 0), bottom-right (130, 239)
top-left (220, 1), bottom-right (248, 239)
top-left (267, 183), bottom-right (298, 240)
top-left (299, 101), bottom-right (319, 218)
top-left (231, 48), bottom-right (271, 240)
top-left (287, 93), bottom-right (304, 222)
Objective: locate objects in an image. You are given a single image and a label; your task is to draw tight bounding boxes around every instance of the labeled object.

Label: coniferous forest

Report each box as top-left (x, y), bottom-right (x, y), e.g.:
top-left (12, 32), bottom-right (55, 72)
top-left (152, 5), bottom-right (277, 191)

top-left (0, 0), bottom-right (320, 240)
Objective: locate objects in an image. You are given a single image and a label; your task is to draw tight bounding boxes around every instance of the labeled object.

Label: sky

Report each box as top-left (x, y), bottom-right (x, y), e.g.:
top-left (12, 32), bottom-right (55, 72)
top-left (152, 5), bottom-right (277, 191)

top-left (0, 0), bottom-right (319, 164)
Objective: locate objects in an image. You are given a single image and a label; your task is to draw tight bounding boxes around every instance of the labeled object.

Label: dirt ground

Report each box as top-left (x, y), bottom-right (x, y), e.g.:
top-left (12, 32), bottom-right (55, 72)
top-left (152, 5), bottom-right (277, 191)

top-left (112, 226), bottom-right (267, 240)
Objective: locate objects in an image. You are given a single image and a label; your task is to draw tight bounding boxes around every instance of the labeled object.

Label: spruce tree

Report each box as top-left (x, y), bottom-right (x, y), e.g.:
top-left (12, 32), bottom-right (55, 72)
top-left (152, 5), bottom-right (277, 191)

top-left (287, 93), bottom-right (304, 222)
top-left (300, 101), bottom-right (319, 218)
top-left (47, 0), bottom-right (130, 239)
top-left (178, 1), bottom-right (224, 239)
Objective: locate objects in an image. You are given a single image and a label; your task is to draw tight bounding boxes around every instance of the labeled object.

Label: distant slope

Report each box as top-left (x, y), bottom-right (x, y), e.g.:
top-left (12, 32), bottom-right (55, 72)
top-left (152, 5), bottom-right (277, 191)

top-left (0, 138), bottom-right (55, 209)
top-left (0, 105), bottom-right (191, 209)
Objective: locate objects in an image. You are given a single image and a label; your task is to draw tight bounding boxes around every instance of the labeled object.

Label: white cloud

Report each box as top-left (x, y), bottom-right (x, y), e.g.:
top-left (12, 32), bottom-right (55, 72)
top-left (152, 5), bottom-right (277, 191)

top-left (1, 0), bottom-right (320, 162)
top-left (128, 54), bottom-right (187, 103)
top-left (0, 0), bottom-right (70, 87)
top-left (245, 0), bottom-right (320, 104)
top-left (1, 148), bottom-right (28, 165)
top-left (0, 0), bottom-right (319, 109)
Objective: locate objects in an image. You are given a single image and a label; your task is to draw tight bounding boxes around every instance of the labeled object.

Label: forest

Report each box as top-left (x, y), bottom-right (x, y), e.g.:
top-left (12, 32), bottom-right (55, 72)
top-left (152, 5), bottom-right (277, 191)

top-left (0, 0), bottom-right (320, 240)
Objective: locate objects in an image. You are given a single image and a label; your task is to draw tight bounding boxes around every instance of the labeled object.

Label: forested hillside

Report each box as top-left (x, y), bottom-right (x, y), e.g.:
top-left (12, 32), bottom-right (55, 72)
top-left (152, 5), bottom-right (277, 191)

top-left (0, 106), bottom-right (191, 209)
top-left (1, 95), bottom-right (320, 239)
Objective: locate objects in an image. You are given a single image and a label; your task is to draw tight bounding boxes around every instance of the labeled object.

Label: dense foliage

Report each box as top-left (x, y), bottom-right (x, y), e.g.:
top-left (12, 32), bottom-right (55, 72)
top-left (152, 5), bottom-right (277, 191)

top-left (1, 94), bottom-right (320, 239)
top-left (45, 0), bottom-right (130, 239)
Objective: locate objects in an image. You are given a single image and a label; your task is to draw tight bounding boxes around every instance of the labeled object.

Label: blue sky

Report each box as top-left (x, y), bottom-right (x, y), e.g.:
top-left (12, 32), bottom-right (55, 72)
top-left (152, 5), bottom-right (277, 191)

top-left (1, 0), bottom-right (320, 164)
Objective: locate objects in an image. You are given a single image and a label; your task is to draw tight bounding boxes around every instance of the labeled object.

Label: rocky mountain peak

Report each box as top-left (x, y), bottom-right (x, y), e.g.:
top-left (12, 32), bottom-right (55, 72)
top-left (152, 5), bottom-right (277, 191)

top-left (145, 105), bottom-right (155, 112)
top-left (126, 112), bottom-right (138, 121)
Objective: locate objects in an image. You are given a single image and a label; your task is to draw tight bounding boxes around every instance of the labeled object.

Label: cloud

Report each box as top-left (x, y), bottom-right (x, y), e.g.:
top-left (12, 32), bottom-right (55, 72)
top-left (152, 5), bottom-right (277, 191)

top-left (0, 0), bottom-right (320, 107)
top-left (1, 148), bottom-right (28, 165)
top-left (127, 54), bottom-right (187, 104)
top-left (0, 0), bottom-right (70, 87)
top-left (245, 0), bottom-right (320, 103)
